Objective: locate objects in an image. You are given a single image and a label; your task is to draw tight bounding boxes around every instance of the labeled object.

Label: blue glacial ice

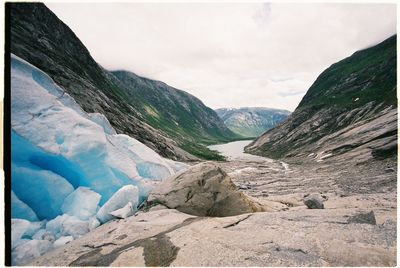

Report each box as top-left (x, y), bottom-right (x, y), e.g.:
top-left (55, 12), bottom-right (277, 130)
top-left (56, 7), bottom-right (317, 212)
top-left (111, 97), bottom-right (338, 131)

top-left (11, 191), bottom-right (38, 222)
top-left (10, 54), bottom-right (188, 265)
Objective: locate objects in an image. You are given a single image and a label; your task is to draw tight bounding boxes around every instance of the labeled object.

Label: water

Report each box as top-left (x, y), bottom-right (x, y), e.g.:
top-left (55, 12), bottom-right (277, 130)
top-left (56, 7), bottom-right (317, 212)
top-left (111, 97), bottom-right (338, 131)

top-left (208, 140), bottom-right (272, 162)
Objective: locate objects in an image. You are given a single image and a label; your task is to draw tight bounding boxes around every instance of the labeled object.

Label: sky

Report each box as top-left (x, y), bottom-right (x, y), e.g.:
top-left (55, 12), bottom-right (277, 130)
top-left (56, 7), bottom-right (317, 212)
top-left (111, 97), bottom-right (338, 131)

top-left (47, 2), bottom-right (396, 112)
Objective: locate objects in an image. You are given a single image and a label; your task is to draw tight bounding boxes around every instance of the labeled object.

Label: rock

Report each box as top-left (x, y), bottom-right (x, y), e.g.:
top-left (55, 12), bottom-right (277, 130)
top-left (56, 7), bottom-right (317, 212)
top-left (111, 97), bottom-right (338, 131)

top-left (238, 185), bottom-right (250, 190)
top-left (385, 167), bottom-right (395, 173)
top-left (29, 208), bottom-right (396, 267)
top-left (146, 162), bottom-right (264, 217)
top-left (148, 204), bottom-right (169, 212)
top-left (304, 193), bottom-right (324, 209)
top-left (347, 211), bottom-right (376, 225)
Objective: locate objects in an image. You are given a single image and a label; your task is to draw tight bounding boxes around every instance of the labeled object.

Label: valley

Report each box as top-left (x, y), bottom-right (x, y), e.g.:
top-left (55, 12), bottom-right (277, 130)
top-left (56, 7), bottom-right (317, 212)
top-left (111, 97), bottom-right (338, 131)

top-left (6, 2), bottom-right (397, 267)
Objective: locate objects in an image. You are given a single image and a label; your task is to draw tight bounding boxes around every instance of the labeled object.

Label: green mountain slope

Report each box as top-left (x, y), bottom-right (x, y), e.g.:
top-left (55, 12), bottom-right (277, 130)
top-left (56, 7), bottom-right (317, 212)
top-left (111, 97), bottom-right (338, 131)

top-left (9, 3), bottom-right (239, 160)
top-left (215, 107), bottom-right (291, 138)
top-left (111, 70), bottom-right (241, 158)
top-left (246, 35), bottom-right (397, 162)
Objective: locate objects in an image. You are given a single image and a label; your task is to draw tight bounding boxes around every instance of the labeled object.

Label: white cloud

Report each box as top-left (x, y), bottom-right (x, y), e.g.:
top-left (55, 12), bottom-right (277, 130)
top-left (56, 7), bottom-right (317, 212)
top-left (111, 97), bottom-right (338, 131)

top-left (46, 2), bottom-right (396, 111)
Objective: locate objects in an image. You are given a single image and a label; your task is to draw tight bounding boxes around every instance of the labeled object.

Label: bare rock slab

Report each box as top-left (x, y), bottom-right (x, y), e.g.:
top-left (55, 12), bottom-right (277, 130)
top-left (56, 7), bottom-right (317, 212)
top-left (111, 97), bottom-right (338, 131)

top-left (347, 211), bottom-right (377, 225)
top-left (146, 162), bottom-right (264, 217)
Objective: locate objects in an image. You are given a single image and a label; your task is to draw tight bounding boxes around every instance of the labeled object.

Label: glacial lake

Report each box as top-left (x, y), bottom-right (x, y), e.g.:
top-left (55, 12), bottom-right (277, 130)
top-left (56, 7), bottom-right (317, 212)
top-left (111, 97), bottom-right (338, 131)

top-left (208, 140), bottom-right (272, 162)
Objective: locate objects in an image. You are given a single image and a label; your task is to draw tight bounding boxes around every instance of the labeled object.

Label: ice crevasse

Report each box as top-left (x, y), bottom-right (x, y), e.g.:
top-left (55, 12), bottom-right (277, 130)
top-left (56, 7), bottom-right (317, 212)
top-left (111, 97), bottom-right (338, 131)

top-left (10, 54), bottom-right (188, 265)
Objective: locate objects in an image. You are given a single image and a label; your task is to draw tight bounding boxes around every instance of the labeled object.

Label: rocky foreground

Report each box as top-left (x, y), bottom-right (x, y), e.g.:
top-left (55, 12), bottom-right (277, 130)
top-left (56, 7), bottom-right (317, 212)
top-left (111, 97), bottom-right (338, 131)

top-left (30, 157), bottom-right (396, 266)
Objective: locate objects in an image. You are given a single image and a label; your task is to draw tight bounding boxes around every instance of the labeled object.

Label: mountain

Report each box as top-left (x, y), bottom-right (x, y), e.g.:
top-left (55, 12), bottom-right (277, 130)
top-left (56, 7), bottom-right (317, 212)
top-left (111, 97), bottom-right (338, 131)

top-left (246, 35), bottom-right (397, 162)
top-left (9, 3), bottom-right (239, 161)
top-left (111, 71), bottom-right (240, 157)
top-left (215, 107), bottom-right (291, 138)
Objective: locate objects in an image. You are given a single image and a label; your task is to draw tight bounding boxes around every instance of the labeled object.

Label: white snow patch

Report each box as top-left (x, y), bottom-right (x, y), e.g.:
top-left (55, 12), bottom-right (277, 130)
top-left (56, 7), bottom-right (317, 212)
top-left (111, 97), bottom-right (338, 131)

top-left (88, 112), bottom-right (117, 135)
top-left (97, 185), bottom-right (139, 223)
top-left (280, 161), bottom-right (289, 170)
top-left (88, 217), bottom-right (101, 231)
top-left (12, 240), bottom-right (53, 265)
top-left (320, 153), bottom-right (333, 160)
top-left (11, 219), bottom-right (30, 249)
top-left (46, 214), bottom-right (89, 239)
top-left (109, 201), bottom-right (135, 219)
top-left (53, 236), bottom-right (74, 248)
top-left (61, 187), bottom-right (101, 221)
top-left (31, 229), bottom-right (54, 242)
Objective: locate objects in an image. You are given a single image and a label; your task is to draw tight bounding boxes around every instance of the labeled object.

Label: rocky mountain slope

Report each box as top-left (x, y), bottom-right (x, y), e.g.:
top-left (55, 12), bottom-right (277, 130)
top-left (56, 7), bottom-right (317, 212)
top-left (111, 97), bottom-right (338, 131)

top-left (9, 3), bottom-right (239, 161)
top-left (246, 35), bottom-right (397, 162)
top-left (216, 107), bottom-right (291, 138)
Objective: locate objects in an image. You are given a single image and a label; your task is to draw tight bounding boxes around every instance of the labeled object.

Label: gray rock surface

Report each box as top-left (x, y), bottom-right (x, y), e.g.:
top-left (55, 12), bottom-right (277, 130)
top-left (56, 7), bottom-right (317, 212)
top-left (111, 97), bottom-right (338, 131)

top-left (347, 211), bottom-right (377, 225)
top-left (304, 193), bottom-right (324, 209)
top-left (28, 156), bottom-right (396, 266)
top-left (146, 162), bottom-right (264, 217)
top-left (29, 205), bottom-right (396, 267)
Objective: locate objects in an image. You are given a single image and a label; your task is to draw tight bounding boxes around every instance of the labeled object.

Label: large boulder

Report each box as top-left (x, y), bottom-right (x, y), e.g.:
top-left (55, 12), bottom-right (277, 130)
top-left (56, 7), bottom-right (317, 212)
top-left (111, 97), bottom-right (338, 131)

top-left (146, 162), bottom-right (264, 217)
top-left (304, 193), bottom-right (325, 209)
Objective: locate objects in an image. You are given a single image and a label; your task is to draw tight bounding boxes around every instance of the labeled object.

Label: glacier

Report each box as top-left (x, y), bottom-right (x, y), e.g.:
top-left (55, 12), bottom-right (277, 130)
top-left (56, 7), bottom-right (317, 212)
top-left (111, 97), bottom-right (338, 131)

top-left (61, 187), bottom-right (101, 221)
top-left (96, 185), bottom-right (139, 223)
top-left (10, 54), bottom-right (188, 265)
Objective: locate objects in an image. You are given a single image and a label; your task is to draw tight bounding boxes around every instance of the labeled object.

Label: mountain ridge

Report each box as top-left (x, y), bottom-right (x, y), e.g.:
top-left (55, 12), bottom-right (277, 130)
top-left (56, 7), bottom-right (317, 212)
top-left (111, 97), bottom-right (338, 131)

top-left (111, 70), bottom-right (240, 151)
top-left (215, 107), bottom-right (291, 138)
top-left (245, 35), bottom-right (397, 163)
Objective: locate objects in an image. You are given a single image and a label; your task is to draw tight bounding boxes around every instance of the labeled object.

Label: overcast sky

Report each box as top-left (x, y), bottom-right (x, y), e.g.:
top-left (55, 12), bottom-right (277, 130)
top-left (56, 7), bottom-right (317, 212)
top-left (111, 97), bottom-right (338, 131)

top-left (47, 2), bottom-right (396, 111)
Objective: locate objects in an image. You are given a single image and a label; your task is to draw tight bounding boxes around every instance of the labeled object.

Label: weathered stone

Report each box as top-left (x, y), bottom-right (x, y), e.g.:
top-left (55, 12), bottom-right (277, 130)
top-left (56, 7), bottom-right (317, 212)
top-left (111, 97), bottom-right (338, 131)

top-left (146, 162), bottom-right (264, 217)
top-left (304, 193), bottom-right (324, 209)
top-left (347, 211), bottom-right (377, 225)
top-left (29, 207), bottom-right (396, 267)
top-left (27, 157), bottom-right (396, 267)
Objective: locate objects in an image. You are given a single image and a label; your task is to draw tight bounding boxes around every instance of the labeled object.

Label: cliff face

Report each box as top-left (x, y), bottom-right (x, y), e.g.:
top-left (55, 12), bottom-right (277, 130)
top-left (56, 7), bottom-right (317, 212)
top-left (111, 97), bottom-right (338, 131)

top-left (215, 107), bottom-right (291, 138)
top-left (246, 35), bottom-right (397, 162)
top-left (9, 3), bottom-right (238, 161)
